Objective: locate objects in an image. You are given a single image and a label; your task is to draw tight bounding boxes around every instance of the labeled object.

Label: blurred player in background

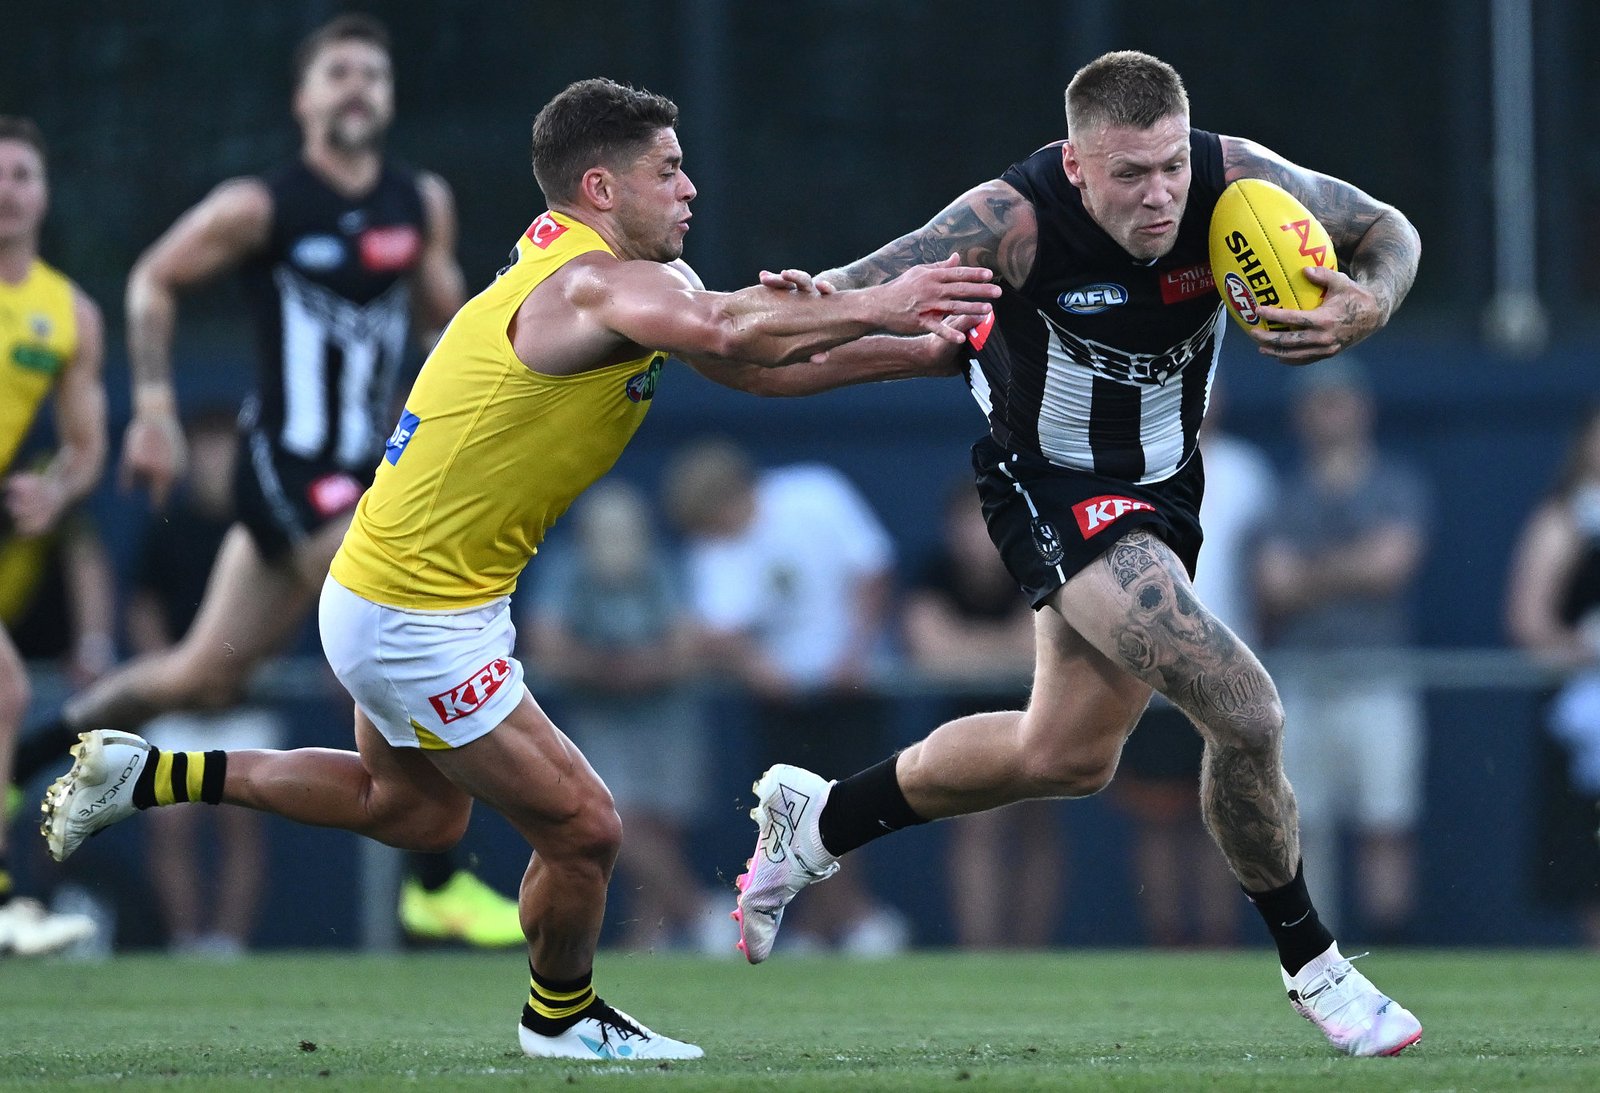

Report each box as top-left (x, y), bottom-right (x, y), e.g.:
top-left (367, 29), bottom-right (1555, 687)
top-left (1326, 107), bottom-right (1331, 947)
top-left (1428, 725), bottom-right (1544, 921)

top-left (734, 50), bottom-right (1426, 1057)
top-left (0, 116), bottom-right (105, 956)
top-left (12, 15), bottom-right (523, 947)
top-left (42, 77), bottom-right (996, 1059)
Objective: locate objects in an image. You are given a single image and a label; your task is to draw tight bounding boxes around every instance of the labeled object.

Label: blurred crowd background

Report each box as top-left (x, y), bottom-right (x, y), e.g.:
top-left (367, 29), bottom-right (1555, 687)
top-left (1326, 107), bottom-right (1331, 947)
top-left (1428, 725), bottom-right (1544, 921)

top-left (5, 0), bottom-right (1600, 956)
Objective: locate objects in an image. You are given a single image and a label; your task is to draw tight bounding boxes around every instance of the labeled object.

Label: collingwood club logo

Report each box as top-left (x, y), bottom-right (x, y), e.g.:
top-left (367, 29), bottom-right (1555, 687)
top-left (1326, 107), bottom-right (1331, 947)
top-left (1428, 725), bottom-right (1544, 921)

top-left (1031, 518), bottom-right (1064, 565)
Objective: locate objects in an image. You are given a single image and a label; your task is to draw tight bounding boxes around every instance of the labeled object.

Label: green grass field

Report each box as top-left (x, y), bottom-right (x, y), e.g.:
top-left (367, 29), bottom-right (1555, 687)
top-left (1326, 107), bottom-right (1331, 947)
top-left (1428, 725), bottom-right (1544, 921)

top-left (2, 949), bottom-right (1596, 1091)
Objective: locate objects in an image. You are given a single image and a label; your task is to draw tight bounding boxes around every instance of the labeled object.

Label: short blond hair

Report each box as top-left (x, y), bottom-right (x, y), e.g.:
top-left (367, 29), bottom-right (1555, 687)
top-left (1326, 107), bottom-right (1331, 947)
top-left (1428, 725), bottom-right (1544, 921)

top-left (1065, 50), bottom-right (1189, 138)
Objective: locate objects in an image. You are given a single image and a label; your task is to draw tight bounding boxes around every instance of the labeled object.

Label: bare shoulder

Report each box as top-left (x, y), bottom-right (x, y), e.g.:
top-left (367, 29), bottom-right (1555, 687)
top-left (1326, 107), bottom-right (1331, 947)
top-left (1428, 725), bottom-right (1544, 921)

top-left (201, 176), bottom-right (275, 226)
top-left (1218, 135), bottom-right (1388, 239)
top-left (68, 281), bottom-right (104, 333)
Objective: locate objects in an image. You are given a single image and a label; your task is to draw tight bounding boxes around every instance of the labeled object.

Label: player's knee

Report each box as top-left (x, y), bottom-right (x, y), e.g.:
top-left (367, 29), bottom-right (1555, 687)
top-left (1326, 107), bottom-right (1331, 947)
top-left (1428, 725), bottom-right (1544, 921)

top-left (169, 649), bottom-right (252, 712)
top-left (393, 800), bottom-right (471, 855)
top-left (564, 795), bottom-right (623, 868)
top-left (1208, 685), bottom-right (1284, 756)
top-left (1024, 746), bottom-right (1118, 798)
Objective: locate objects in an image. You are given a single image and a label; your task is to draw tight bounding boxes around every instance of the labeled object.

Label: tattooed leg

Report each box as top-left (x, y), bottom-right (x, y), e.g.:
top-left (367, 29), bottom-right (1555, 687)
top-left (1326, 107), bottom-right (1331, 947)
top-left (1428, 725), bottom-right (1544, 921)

top-left (1061, 530), bottom-right (1299, 891)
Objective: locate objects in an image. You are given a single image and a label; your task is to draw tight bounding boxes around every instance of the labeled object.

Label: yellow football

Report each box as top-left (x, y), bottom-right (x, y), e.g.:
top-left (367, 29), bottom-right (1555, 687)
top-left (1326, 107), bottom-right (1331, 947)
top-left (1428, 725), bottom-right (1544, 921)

top-left (1209, 178), bottom-right (1337, 331)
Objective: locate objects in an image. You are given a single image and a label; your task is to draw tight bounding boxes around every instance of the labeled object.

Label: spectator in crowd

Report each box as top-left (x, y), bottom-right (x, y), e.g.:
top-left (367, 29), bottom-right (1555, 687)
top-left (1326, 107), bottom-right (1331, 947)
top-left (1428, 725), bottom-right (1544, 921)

top-left (127, 412), bottom-right (285, 957)
top-left (1257, 359), bottom-right (1431, 941)
top-left (524, 480), bottom-right (728, 953)
top-left (666, 438), bottom-right (909, 955)
top-left (1111, 396), bottom-right (1268, 948)
top-left (903, 479), bottom-right (1057, 948)
top-left (1505, 404), bottom-right (1600, 948)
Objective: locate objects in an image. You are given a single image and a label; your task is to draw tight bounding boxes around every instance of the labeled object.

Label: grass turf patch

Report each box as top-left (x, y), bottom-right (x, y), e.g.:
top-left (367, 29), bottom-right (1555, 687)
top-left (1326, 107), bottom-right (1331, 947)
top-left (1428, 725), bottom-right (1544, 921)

top-left (1, 949), bottom-right (1596, 1091)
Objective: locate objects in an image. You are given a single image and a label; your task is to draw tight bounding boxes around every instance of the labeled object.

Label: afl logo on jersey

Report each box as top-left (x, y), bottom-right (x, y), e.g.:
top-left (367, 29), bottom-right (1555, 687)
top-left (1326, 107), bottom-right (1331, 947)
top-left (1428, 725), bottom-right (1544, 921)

top-left (624, 357), bottom-right (663, 403)
top-left (291, 234), bottom-right (345, 272)
top-left (1031, 518), bottom-right (1065, 566)
top-left (1058, 283), bottom-right (1128, 314)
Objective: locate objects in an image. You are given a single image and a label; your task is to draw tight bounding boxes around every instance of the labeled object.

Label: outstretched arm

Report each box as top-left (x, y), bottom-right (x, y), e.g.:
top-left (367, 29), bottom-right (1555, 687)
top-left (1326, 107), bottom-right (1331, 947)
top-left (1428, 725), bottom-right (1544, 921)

top-left (122, 177), bottom-right (272, 505)
top-left (540, 251), bottom-right (996, 379)
top-left (819, 180), bottom-right (1038, 291)
top-left (680, 266), bottom-right (976, 396)
top-left (1223, 137), bottom-right (1421, 363)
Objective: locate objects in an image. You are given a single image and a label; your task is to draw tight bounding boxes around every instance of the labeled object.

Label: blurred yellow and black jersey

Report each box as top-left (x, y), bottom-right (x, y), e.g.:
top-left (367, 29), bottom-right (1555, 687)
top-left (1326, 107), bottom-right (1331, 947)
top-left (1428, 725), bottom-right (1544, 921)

top-left (331, 211), bottom-right (665, 610)
top-left (0, 258), bottom-right (76, 476)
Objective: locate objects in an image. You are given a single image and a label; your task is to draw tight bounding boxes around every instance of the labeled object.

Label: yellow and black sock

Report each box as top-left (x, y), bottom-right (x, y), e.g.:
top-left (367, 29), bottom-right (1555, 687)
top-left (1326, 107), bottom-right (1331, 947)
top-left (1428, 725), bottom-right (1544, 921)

top-left (130, 748), bottom-right (227, 809)
top-left (0, 853), bottom-right (13, 906)
top-left (521, 963), bottom-right (597, 1036)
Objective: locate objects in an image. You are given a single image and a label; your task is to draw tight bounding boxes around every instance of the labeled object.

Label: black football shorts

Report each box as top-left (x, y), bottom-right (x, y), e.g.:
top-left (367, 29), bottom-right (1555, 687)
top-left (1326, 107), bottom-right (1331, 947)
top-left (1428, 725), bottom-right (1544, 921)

top-left (970, 434), bottom-right (1205, 609)
top-left (234, 432), bottom-right (372, 564)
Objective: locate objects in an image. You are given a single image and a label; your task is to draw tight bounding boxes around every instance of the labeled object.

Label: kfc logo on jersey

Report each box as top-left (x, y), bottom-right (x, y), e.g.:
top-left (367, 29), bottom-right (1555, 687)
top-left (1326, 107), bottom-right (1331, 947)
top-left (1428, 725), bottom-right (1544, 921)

top-left (429, 657), bottom-right (513, 724)
top-left (526, 213), bottom-right (568, 249)
top-left (359, 225), bottom-right (422, 272)
top-left (1058, 283), bottom-right (1128, 314)
top-left (1073, 495), bottom-right (1157, 538)
top-left (1159, 264), bottom-right (1216, 304)
top-left (307, 472), bottom-right (364, 518)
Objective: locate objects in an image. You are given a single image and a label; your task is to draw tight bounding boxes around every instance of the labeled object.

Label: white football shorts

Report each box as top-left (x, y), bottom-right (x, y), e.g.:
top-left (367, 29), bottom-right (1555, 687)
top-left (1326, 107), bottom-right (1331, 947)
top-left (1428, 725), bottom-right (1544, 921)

top-left (318, 576), bottom-right (527, 750)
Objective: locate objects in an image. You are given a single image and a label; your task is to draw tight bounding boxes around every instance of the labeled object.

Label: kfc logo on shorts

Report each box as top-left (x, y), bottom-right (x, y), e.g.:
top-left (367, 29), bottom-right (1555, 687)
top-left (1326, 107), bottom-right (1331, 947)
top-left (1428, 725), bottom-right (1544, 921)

top-left (1073, 495), bottom-right (1157, 538)
top-left (429, 657), bottom-right (513, 723)
top-left (358, 225), bottom-right (422, 272)
top-left (525, 212), bottom-right (568, 249)
top-left (307, 473), bottom-right (364, 518)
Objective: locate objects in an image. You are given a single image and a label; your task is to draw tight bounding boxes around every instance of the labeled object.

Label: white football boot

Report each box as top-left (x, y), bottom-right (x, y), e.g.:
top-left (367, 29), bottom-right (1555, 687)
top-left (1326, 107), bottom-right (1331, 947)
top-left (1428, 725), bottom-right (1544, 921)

top-left (732, 764), bottom-right (840, 964)
top-left (1284, 943), bottom-right (1422, 1056)
top-left (518, 1002), bottom-right (703, 1060)
top-left (0, 897), bottom-right (96, 956)
top-left (41, 730), bottom-right (153, 862)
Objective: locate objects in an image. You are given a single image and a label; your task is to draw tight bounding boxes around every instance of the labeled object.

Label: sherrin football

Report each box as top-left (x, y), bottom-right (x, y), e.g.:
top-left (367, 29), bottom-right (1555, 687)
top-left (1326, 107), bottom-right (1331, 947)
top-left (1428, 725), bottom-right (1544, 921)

top-left (1209, 178), bottom-right (1337, 332)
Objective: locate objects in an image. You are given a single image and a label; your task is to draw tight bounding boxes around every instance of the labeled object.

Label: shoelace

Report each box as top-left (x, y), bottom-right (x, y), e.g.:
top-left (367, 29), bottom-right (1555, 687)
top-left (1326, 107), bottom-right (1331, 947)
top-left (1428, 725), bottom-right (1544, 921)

top-left (589, 1004), bottom-right (645, 1046)
top-left (1293, 953), bottom-right (1378, 1021)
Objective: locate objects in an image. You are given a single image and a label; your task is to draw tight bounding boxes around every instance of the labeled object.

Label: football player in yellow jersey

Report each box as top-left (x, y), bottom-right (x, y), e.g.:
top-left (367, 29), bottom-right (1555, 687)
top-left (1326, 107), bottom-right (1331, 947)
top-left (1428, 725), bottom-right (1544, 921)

top-left (0, 117), bottom-right (106, 956)
top-left (44, 78), bottom-right (996, 1059)
top-left (14, 16), bottom-right (527, 949)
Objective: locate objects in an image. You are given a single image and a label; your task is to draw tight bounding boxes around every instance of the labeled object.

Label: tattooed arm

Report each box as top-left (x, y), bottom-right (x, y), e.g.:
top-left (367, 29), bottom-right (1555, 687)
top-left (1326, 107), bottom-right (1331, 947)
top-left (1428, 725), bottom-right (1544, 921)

top-left (1222, 137), bottom-right (1421, 364)
top-left (819, 180), bottom-right (1039, 291)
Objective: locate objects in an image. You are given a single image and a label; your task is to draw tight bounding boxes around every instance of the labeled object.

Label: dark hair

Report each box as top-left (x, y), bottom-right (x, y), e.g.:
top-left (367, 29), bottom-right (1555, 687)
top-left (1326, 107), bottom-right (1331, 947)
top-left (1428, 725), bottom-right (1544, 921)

top-left (530, 78), bottom-right (679, 205)
top-left (1065, 50), bottom-right (1189, 138)
top-left (292, 14), bottom-right (391, 89)
top-left (0, 115), bottom-right (47, 166)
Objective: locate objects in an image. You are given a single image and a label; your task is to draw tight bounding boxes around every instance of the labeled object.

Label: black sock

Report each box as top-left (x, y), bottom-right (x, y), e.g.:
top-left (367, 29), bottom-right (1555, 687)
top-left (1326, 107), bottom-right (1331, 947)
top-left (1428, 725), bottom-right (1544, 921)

top-left (0, 852), bottom-right (12, 907)
top-left (13, 719), bottom-right (83, 785)
top-left (816, 753), bottom-right (929, 857)
top-left (408, 851), bottom-right (457, 892)
top-left (1245, 860), bottom-right (1336, 977)
top-left (130, 748), bottom-right (227, 809)
top-left (521, 963), bottom-right (597, 1035)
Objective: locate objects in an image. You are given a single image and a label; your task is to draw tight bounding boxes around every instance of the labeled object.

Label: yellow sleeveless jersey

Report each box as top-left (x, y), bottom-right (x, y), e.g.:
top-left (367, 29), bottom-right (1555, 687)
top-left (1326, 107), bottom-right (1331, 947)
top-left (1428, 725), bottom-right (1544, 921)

top-left (0, 259), bottom-right (77, 475)
top-left (330, 211), bottom-right (665, 610)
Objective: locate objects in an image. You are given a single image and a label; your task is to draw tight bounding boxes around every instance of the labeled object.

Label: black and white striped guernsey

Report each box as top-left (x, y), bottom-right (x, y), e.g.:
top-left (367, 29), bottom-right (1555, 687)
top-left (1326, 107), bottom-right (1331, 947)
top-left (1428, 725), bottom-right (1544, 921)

top-left (967, 129), bottom-right (1228, 485)
top-left (238, 159), bottom-right (426, 471)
